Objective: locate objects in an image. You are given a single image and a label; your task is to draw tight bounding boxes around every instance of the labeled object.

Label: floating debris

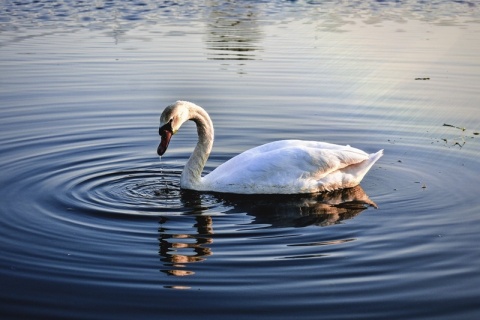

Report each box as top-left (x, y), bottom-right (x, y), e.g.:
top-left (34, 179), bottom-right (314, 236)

top-left (415, 77), bottom-right (430, 80)
top-left (443, 123), bottom-right (466, 131)
top-left (438, 123), bottom-right (478, 148)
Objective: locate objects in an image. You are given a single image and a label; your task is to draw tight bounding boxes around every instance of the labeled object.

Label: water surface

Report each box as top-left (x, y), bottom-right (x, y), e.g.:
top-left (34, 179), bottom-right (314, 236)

top-left (1, 1), bottom-right (480, 319)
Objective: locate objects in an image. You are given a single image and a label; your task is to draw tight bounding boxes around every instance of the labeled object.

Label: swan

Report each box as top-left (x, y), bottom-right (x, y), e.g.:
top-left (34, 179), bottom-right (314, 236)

top-left (157, 101), bottom-right (383, 194)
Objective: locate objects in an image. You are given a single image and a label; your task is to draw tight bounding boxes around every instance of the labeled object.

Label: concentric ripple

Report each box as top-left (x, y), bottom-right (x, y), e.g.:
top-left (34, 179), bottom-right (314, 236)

top-left (58, 161), bottom-right (227, 218)
top-left (68, 166), bottom-right (182, 214)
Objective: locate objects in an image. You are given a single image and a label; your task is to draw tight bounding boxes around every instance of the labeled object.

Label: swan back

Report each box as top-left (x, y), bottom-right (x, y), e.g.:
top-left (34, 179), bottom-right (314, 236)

top-left (201, 140), bottom-right (383, 194)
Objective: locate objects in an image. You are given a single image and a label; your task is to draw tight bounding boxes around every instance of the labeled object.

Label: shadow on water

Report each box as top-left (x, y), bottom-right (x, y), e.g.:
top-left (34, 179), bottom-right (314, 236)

top-left (157, 186), bottom-right (376, 281)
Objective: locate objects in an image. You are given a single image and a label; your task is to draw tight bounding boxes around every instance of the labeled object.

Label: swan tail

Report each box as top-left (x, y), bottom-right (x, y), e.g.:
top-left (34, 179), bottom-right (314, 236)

top-left (351, 149), bottom-right (383, 183)
top-left (368, 149), bottom-right (384, 167)
top-left (317, 149), bottom-right (383, 192)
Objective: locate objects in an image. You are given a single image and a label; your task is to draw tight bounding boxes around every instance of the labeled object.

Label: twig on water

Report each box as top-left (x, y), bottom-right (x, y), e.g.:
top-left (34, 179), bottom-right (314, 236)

top-left (443, 123), bottom-right (466, 131)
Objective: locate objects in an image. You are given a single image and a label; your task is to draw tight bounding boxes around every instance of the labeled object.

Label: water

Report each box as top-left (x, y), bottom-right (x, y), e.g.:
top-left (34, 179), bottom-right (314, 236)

top-left (1, 1), bottom-right (480, 319)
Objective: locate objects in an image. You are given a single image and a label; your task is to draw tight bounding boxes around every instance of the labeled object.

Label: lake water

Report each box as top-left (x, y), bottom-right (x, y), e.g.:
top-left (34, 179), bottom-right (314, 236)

top-left (1, 1), bottom-right (480, 319)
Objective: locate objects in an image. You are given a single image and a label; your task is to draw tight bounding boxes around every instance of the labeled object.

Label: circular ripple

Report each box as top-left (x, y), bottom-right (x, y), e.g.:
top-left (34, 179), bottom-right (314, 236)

top-left (368, 138), bottom-right (480, 216)
top-left (78, 168), bottom-right (180, 207)
top-left (61, 165), bottom-right (219, 217)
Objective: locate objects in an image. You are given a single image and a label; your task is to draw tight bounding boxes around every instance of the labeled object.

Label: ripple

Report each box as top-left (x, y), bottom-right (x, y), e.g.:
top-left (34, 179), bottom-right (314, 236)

top-left (53, 161), bottom-right (230, 219)
top-left (289, 238), bottom-right (356, 247)
top-left (372, 138), bottom-right (480, 215)
top-left (68, 166), bottom-right (182, 214)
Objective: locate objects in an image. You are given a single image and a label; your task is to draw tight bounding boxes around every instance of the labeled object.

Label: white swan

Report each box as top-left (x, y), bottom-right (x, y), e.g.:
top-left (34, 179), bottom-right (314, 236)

top-left (157, 101), bottom-right (383, 194)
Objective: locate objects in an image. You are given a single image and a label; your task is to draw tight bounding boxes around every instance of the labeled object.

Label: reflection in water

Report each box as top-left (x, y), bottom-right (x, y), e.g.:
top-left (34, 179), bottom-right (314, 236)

top-left (157, 186), bottom-right (376, 282)
top-left (158, 215), bottom-right (213, 278)
top-left (204, 0), bottom-right (263, 71)
top-left (217, 185), bottom-right (377, 228)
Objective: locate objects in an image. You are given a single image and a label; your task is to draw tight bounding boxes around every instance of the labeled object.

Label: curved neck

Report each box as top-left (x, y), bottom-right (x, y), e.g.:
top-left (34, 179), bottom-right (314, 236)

top-left (180, 104), bottom-right (214, 189)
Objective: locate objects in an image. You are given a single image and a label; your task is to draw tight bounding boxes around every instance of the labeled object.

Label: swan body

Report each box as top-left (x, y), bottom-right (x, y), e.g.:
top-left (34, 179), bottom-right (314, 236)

top-left (157, 101), bottom-right (383, 194)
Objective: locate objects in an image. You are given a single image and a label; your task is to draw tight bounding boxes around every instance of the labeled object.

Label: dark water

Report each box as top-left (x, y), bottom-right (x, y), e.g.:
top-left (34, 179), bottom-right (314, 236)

top-left (1, 1), bottom-right (480, 319)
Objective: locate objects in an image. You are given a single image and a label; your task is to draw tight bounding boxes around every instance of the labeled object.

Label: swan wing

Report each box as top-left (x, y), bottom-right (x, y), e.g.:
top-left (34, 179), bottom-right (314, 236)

top-left (202, 140), bottom-right (376, 194)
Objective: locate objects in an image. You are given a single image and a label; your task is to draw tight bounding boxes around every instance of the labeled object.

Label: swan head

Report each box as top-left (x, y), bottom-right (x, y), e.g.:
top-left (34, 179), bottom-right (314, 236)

top-left (157, 101), bottom-right (191, 156)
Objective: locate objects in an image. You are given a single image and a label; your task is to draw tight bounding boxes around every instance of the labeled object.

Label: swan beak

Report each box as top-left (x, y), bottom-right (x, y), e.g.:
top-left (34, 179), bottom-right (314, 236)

top-left (157, 125), bottom-right (173, 156)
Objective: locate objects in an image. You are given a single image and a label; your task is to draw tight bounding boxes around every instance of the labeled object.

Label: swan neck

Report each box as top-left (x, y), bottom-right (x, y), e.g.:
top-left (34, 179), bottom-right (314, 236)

top-left (181, 104), bottom-right (214, 189)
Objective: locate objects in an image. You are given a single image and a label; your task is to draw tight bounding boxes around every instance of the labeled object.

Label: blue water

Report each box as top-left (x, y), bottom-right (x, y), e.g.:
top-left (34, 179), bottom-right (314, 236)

top-left (1, 1), bottom-right (480, 319)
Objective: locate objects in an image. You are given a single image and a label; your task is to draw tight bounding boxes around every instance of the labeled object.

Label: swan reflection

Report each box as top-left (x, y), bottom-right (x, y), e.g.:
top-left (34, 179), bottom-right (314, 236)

top-left (216, 185), bottom-right (377, 228)
top-left (157, 186), bottom-right (376, 280)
